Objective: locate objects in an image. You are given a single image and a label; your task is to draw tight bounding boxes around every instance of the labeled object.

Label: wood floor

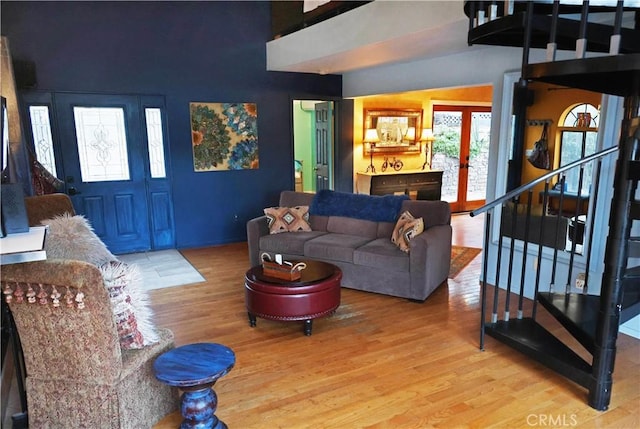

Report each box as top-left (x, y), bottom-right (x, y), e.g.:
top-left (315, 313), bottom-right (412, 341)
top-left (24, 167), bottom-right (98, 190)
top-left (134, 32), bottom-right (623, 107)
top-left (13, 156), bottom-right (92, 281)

top-left (151, 213), bottom-right (640, 429)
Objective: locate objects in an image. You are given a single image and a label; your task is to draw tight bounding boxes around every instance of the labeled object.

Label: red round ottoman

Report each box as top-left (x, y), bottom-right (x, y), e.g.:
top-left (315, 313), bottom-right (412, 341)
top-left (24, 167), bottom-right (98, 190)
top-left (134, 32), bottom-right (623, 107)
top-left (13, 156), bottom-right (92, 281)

top-left (244, 260), bottom-right (342, 335)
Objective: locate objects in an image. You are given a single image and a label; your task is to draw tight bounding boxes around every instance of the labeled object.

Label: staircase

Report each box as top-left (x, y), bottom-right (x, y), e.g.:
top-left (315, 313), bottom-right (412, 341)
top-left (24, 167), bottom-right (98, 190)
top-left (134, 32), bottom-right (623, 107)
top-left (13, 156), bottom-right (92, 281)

top-left (466, 1), bottom-right (640, 411)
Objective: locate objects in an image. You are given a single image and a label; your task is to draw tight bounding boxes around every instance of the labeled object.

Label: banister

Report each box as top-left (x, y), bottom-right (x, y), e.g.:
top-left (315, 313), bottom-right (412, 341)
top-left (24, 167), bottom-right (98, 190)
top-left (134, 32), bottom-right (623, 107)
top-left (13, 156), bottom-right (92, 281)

top-left (470, 145), bottom-right (619, 217)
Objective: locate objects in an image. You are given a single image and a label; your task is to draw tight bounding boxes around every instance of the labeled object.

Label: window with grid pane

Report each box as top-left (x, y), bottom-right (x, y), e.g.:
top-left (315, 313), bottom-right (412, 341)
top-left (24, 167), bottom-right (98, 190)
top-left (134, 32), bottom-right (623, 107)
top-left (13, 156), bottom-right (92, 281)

top-left (558, 103), bottom-right (599, 195)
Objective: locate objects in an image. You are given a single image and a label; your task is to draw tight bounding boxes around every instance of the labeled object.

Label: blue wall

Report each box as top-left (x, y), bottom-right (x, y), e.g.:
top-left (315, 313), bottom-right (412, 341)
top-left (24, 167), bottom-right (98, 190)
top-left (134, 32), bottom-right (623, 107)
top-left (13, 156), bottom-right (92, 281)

top-left (1, 1), bottom-right (342, 248)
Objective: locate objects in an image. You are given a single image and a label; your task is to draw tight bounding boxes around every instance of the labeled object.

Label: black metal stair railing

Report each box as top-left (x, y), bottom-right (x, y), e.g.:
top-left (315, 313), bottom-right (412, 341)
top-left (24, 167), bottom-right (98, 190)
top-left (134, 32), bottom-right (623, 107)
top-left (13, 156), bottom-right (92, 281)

top-left (471, 115), bottom-right (639, 410)
top-left (474, 145), bottom-right (618, 339)
top-left (465, 0), bottom-right (639, 412)
top-left (470, 135), bottom-right (640, 409)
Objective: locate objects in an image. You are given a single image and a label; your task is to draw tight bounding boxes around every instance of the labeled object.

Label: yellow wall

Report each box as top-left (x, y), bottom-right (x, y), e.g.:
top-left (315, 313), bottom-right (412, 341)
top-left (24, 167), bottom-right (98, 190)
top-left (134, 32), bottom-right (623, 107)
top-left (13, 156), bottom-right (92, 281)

top-left (522, 82), bottom-right (601, 204)
top-left (353, 85), bottom-right (494, 174)
top-left (352, 84), bottom-right (600, 208)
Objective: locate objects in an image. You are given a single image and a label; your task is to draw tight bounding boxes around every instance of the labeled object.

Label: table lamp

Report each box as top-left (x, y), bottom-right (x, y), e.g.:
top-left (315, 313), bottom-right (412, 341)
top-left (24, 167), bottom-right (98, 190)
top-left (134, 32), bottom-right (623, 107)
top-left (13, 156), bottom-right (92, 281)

top-left (420, 128), bottom-right (435, 170)
top-left (405, 127), bottom-right (416, 142)
top-left (364, 128), bottom-right (379, 173)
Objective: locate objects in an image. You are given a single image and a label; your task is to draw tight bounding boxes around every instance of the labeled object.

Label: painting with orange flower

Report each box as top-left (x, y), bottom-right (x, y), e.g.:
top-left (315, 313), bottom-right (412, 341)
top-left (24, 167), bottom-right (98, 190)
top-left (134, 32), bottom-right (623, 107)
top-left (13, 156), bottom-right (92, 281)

top-left (190, 102), bottom-right (259, 171)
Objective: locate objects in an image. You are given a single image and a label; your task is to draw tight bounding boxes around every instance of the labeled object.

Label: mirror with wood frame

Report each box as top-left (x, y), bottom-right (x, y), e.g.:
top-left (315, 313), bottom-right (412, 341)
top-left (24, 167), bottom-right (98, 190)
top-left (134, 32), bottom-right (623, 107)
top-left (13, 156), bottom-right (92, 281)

top-left (363, 108), bottom-right (423, 154)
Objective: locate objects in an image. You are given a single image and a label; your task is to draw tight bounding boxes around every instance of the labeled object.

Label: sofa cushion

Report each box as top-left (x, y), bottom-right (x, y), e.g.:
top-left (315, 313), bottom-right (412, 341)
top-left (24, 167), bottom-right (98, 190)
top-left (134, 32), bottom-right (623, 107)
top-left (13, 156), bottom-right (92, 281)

top-left (309, 215), bottom-right (329, 232)
top-left (377, 221), bottom-right (395, 239)
top-left (259, 231), bottom-right (327, 256)
top-left (264, 206), bottom-right (311, 234)
top-left (326, 216), bottom-right (378, 238)
top-left (391, 211), bottom-right (425, 253)
top-left (304, 233), bottom-right (373, 263)
top-left (353, 238), bottom-right (410, 272)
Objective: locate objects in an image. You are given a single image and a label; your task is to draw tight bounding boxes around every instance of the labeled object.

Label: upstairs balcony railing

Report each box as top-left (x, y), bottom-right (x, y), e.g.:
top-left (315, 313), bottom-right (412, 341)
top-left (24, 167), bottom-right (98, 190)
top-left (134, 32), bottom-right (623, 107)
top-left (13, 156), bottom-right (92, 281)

top-left (271, 1), bottom-right (371, 39)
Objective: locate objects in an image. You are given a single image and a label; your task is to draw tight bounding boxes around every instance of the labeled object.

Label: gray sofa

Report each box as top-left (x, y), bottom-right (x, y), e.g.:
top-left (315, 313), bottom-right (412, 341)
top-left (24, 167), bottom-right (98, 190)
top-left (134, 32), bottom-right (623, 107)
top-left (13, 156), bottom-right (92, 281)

top-left (246, 191), bottom-right (452, 301)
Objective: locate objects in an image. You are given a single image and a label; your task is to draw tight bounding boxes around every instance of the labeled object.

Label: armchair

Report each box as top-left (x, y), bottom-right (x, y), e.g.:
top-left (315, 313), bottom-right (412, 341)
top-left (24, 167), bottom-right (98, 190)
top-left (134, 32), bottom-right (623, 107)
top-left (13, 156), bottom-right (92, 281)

top-left (1, 259), bottom-right (178, 428)
top-left (24, 193), bottom-right (76, 226)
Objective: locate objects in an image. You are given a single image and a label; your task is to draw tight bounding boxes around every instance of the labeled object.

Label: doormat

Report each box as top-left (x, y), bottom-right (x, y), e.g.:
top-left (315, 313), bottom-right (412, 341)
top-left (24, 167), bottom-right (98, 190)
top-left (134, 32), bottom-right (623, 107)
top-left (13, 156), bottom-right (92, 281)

top-left (449, 245), bottom-right (482, 278)
top-left (118, 249), bottom-right (205, 290)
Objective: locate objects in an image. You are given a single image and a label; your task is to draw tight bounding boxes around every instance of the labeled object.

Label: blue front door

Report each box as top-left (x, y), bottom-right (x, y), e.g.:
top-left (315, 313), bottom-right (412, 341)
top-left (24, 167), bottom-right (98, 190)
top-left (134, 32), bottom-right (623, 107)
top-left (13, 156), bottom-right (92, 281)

top-left (48, 93), bottom-right (173, 254)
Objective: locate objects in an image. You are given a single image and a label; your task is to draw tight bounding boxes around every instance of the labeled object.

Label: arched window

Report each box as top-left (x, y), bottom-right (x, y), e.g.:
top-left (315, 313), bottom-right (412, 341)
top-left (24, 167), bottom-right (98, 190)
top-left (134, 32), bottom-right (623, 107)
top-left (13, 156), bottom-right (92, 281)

top-left (558, 103), bottom-right (599, 195)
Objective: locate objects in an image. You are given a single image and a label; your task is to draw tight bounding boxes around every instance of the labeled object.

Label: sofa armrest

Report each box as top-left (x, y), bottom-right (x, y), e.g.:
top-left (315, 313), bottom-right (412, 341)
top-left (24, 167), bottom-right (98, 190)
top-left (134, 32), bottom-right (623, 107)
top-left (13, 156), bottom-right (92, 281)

top-left (247, 215), bottom-right (269, 267)
top-left (408, 224), bottom-right (452, 300)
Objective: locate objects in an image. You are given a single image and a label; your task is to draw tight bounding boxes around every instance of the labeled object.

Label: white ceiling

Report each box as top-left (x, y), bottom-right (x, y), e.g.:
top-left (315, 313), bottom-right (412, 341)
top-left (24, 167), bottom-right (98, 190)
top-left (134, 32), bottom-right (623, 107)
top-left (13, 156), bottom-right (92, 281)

top-left (266, 0), bottom-right (639, 76)
top-left (266, 0), bottom-right (474, 75)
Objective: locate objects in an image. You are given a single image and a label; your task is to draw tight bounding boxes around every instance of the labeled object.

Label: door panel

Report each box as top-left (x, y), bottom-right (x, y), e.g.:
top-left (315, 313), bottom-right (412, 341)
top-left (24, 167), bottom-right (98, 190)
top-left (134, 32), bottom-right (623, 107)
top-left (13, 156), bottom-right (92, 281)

top-left (314, 102), bottom-right (333, 191)
top-left (54, 93), bottom-right (151, 253)
top-left (150, 190), bottom-right (174, 246)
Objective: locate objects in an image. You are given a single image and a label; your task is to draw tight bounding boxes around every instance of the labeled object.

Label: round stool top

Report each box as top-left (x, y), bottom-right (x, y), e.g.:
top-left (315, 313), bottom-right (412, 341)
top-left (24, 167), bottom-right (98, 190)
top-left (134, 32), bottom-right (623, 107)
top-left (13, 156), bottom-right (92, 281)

top-left (154, 342), bottom-right (235, 388)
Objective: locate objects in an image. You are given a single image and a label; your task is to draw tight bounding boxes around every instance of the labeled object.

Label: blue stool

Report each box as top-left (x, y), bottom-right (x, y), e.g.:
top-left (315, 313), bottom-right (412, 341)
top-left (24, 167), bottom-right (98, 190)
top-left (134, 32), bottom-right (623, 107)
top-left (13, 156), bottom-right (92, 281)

top-left (154, 343), bottom-right (235, 429)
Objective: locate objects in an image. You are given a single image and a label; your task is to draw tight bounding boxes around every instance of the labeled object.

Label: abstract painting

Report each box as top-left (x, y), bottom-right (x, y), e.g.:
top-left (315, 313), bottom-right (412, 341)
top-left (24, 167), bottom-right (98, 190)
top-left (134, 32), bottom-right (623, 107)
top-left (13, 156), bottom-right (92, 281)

top-left (190, 102), bottom-right (259, 171)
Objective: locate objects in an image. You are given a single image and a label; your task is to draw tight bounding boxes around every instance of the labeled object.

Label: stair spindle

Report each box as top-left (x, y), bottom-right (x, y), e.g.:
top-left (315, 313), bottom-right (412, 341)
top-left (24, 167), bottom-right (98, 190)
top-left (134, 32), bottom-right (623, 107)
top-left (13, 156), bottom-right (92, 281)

top-left (576, 0), bottom-right (590, 59)
top-left (517, 190), bottom-right (535, 319)
top-left (547, 0), bottom-right (561, 61)
top-left (610, 0), bottom-right (624, 55)
top-left (504, 198), bottom-right (520, 321)
top-left (493, 228), bottom-right (505, 324)
top-left (532, 180), bottom-right (552, 320)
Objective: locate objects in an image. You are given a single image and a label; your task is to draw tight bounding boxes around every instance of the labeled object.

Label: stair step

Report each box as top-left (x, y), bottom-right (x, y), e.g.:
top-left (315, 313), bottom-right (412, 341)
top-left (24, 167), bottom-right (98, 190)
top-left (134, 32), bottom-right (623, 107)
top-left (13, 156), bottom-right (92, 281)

top-left (628, 238), bottom-right (640, 258)
top-left (629, 161), bottom-right (640, 181)
top-left (524, 54), bottom-right (640, 98)
top-left (467, 12), bottom-right (640, 55)
top-left (622, 266), bottom-right (640, 323)
top-left (625, 265), bottom-right (640, 280)
top-left (485, 318), bottom-right (592, 388)
top-left (537, 292), bottom-right (598, 353)
top-left (621, 285), bottom-right (640, 324)
top-left (630, 202), bottom-right (640, 220)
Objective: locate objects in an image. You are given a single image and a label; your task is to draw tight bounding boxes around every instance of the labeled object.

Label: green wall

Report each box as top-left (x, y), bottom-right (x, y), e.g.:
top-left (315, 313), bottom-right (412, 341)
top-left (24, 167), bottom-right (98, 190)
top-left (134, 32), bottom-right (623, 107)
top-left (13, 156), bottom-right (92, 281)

top-left (293, 101), bottom-right (315, 192)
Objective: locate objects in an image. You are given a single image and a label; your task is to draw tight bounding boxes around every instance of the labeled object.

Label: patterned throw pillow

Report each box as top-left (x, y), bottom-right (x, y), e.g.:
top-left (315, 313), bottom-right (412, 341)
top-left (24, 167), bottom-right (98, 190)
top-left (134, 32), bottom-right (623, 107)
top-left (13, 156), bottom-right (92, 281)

top-left (391, 211), bottom-right (425, 253)
top-left (100, 261), bottom-right (160, 349)
top-left (264, 206), bottom-right (312, 234)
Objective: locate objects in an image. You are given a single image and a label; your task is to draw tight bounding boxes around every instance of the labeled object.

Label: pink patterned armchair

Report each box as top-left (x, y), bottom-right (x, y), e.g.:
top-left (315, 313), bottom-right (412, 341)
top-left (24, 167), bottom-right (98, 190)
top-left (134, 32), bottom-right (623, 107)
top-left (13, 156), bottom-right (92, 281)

top-left (1, 259), bottom-right (178, 428)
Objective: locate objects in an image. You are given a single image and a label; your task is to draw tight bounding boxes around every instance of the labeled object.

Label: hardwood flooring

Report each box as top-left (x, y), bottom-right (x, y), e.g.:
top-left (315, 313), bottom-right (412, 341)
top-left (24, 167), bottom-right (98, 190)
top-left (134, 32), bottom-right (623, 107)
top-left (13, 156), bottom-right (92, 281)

top-left (151, 213), bottom-right (640, 429)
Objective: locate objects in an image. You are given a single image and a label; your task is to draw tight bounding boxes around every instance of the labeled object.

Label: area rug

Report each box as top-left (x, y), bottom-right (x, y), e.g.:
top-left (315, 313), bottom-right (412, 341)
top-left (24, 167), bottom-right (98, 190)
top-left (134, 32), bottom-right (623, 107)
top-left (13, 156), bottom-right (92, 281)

top-left (118, 249), bottom-right (205, 290)
top-left (449, 245), bottom-right (482, 278)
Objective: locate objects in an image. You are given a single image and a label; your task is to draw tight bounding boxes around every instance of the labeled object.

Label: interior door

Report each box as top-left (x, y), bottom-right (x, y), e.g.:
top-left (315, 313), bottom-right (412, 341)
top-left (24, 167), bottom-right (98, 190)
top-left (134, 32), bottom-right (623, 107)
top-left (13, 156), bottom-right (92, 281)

top-left (432, 105), bottom-right (491, 212)
top-left (52, 93), bottom-right (155, 254)
top-left (314, 102), bottom-right (333, 191)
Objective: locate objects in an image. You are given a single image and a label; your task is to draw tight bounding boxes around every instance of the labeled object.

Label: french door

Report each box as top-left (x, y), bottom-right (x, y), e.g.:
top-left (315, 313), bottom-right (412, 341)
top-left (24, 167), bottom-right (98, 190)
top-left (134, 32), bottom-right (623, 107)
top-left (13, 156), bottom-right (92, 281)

top-left (432, 105), bottom-right (491, 213)
top-left (22, 92), bottom-right (174, 254)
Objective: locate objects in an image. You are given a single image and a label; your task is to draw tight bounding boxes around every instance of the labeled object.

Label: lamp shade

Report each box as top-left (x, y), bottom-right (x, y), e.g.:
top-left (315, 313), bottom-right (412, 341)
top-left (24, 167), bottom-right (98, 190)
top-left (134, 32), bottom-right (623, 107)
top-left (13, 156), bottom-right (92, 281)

top-left (420, 128), bottom-right (435, 141)
top-left (405, 127), bottom-right (416, 141)
top-left (364, 128), bottom-right (380, 143)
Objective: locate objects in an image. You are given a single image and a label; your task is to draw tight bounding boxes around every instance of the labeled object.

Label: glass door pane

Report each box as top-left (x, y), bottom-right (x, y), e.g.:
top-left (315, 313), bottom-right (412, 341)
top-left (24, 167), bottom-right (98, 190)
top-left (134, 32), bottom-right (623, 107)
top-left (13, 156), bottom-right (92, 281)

top-left (28, 105), bottom-right (58, 176)
top-left (432, 110), bottom-right (462, 203)
top-left (73, 107), bottom-right (130, 182)
top-left (467, 111), bottom-right (491, 202)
